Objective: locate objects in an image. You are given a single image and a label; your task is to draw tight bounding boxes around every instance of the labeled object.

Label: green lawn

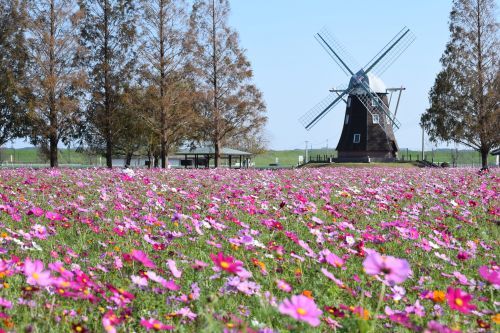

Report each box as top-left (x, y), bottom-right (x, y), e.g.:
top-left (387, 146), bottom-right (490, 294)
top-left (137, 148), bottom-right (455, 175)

top-left (1, 147), bottom-right (496, 168)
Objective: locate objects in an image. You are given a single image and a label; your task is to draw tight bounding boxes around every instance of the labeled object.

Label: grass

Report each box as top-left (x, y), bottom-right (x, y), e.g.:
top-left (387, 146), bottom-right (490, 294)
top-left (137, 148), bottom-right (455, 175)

top-left (0, 147), bottom-right (496, 168)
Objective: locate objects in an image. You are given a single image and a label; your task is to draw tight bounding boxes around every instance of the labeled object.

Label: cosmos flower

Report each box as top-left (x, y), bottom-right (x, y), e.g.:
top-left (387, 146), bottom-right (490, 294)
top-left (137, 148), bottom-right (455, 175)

top-left (276, 279), bottom-right (292, 292)
top-left (278, 295), bottom-right (322, 327)
top-left (210, 252), bottom-right (242, 274)
top-left (478, 265), bottom-right (499, 286)
top-left (446, 288), bottom-right (476, 314)
top-left (24, 259), bottom-right (52, 287)
top-left (363, 251), bottom-right (411, 284)
top-left (130, 249), bottom-right (156, 269)
top-left (140, 318), bottom-right (174, 331)
top-left (167, 259), bottom-right (182, 278)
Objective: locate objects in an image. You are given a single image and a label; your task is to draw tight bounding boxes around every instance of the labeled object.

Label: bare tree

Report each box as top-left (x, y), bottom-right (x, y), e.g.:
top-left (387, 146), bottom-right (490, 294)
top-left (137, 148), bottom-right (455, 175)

top-left (421, 0), bottom-right (499, 169)
top-left (188, 0), bottom-right (267, 167)
top-left (26, 0), bottom-right (85, 167)
top-left (0, 0), bottom-right (29, 147)
top-left (78, 0), bottom-right (137, 168)
top-left (139, 0), bottom-right (195, 168)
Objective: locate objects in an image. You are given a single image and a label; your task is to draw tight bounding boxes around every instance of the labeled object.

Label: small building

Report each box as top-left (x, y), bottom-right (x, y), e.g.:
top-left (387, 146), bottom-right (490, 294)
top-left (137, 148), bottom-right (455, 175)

top-left (175, 147), bottom-right (252, 169)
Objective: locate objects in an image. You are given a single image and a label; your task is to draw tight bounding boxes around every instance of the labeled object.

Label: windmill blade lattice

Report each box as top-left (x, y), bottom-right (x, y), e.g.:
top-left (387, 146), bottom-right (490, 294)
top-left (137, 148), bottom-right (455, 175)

top-left (363, 27), bottom-right (416, 77)
top-left (300, 87), bottom-right (353, 130)
top-left (315, 28), bottom-right (360, 76)
top-left (357, 82), bottom-right (401, 130)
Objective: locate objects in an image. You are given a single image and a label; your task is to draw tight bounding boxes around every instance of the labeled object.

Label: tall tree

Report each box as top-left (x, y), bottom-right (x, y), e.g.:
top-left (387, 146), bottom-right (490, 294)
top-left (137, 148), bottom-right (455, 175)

top-left (78, 0), bottom-right (137, 168)
top-left (26, 0), bottom-right (85, 167)
top-left (140, 0), bottom-right (195, 168)
top-left (0, 0), bottom-right (29, 147)
top-left (421, 0), bottom-right (499, 169)
top-left (188, 0), bottom-right (266, 167)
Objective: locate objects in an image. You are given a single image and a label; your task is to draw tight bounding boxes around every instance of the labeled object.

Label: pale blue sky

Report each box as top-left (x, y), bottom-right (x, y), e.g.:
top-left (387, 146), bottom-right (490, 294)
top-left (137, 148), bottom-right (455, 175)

top-left (11, 1), bottom-right (456, 151)
top-left (229, 0), bottom-right (453, 150)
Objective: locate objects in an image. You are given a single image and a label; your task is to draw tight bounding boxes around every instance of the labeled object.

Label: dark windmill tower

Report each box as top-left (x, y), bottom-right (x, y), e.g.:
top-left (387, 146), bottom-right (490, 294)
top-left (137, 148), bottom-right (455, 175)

top-left (299, 27), bottom-right (415, 162)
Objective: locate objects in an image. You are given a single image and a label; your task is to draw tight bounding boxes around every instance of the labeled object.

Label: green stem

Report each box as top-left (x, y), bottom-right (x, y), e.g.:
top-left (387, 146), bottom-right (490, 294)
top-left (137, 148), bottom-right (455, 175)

top-left (371, 283), bottom-right (386, 332)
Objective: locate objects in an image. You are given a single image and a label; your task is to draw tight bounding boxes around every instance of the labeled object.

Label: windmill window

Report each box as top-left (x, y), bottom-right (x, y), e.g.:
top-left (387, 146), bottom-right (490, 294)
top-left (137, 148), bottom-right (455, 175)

top-left (371, 98), bottom-right (377, 107)
top-left (372, 114), bottom-right (380, 124)
top-left (347, 97), bottom-right (351, 107)
top-left (344, 114), bottom-right (349, 125)
top-left (353, 134), bottom-right (360, 143)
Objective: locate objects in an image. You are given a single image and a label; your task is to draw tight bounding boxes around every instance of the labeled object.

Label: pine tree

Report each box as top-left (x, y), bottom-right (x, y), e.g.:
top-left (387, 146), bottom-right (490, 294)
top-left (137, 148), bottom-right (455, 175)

top-left (421, 0), bottom-right (499, 169)
top-left (78, 0), bottom-right (137, 168)
top-left (26, 0), bottom-right (85, 167)
top-left (188, 0), bottom-right (266, 167)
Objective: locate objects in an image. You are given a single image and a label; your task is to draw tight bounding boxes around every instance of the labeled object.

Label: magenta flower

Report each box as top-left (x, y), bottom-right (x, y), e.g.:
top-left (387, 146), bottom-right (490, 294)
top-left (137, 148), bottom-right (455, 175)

top-left (24, 258), bottom-right (52, 286)
top-left (27, 207), bottom-right (44, 217)
top-left (210, 252), bottom-right (242, 274)
top-left (446, 287), bottom-right (476, 314)
top-left (278, 295), bottom-right (322, 327)
top-left (131, 249), bottom-right (156, 268)
top-left (478, 265), bottom-right (499, 286)
top-left (140, 318), bottom-right (174, 331)
top-left (363, 251), bottom-right (411, 284)
top-left (45, 211), bottom-right (63, 221)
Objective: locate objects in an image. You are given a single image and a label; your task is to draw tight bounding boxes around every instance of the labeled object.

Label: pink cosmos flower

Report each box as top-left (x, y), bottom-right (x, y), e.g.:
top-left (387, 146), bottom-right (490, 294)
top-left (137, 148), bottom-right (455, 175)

top-left (478, 265), bottom-right (499, 286)
top-left (324, 251), bottom-right (344, 268)
top-left (102, 310), bottom-right (120, 333)
top-left (167, 259), bottom-right (182, 278)
top-left (131, 249), bottom-right (156, 268)
top-left (276, 279), bottom-right (292, 292)
top-left (446, 288), bottom-right (476, 314)
top-left (146, 271), bottom-right (180, 290)
top-left (210, 252), bottom-right (242, 274)
top-left (363, 251), bottom-right (411, 284)
top-left (24, 258), bottom-right (52, 286)
top-left (140, 318), bottom-right (174, 331)
top-left (0, 297), bottom-right (12, 309)
top-left (27, 207), bottom-right (44, 217)
top-left (278, 295), bottom-right (322, 327)
top-left (45, 211), bottom-right (63, 221)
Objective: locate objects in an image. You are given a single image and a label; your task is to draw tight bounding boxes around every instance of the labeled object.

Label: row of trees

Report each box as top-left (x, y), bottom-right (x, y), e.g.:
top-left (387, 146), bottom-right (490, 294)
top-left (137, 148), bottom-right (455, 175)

top-left (0, 0), bottom-right (267, 168)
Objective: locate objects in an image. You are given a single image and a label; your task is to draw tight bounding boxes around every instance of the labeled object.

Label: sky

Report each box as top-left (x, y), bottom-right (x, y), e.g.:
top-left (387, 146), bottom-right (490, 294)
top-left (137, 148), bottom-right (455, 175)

top-left (229, 0), bottom-right (453, 151)
top-left (11, 0), bottom-right (454, 151)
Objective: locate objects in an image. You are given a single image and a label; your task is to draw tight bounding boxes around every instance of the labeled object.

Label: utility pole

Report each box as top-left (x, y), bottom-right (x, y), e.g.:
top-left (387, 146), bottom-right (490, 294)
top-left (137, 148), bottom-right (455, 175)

top-left (305, 141), bottom-right (308, 163)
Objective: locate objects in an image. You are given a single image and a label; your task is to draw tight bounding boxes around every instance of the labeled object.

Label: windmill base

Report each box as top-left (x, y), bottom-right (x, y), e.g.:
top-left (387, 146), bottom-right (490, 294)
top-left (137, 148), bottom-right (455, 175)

top-left (337, 151), bottom-right (398, 163)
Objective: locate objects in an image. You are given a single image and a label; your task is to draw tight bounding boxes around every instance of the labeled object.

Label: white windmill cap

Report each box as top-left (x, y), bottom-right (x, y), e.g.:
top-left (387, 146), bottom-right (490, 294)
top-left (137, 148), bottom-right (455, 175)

top-left (366, 73), bottom-right (387, 93)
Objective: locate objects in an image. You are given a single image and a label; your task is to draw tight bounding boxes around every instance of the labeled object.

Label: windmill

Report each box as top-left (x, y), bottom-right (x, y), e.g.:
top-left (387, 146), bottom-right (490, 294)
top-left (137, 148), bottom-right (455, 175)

top-left (299, 27), bottom-right (415, 162)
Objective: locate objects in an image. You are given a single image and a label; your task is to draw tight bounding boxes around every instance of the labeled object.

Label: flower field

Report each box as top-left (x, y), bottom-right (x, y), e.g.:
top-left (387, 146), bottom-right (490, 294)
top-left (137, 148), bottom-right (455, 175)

top-left (0, 167), bottom-right (498, 332)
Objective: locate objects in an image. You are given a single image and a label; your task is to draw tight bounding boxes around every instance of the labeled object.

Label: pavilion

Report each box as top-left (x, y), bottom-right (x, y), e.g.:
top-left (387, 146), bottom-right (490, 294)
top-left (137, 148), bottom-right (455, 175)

top-left (175, 147), bottom-right (252, 168)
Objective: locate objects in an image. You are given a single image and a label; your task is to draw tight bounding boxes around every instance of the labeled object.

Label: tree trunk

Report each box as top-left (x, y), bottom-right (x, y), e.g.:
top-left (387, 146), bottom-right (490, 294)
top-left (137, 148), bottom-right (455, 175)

top-left (48, 0), bottom-right (58, 168)
top-left (49, 133), bottom-right (58, 168)
top-left (153, 153), bottom-right (159, 168)
top-left (480, 148), bottom-right (489, 170)
top-left (159, 0), bottom-right (167, 169)
top-left (125, 151), bottom-right (133, 167)
top-left (104, 0), bottom-right (112, 169)
top-left (160, 116), bottom-right (166, 168)
top-left (214, 139), bottom-right (220, 168)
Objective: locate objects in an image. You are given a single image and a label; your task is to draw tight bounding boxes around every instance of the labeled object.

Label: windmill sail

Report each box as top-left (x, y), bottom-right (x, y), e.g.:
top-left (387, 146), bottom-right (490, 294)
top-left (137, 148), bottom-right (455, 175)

top-left (315, 28), bottom-right (358, 76)
top-left (357, 82), bottom-right (401, 130)
top-left (300, 88), bottom-right (352, 130)
top-left (363, 27), bottom-right (416, 76)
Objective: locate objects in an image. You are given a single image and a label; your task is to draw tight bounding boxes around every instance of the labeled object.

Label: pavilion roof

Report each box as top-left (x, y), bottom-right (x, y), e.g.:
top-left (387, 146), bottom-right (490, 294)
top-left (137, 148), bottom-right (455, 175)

top-left (176, 147), bottom-right (252, 156)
